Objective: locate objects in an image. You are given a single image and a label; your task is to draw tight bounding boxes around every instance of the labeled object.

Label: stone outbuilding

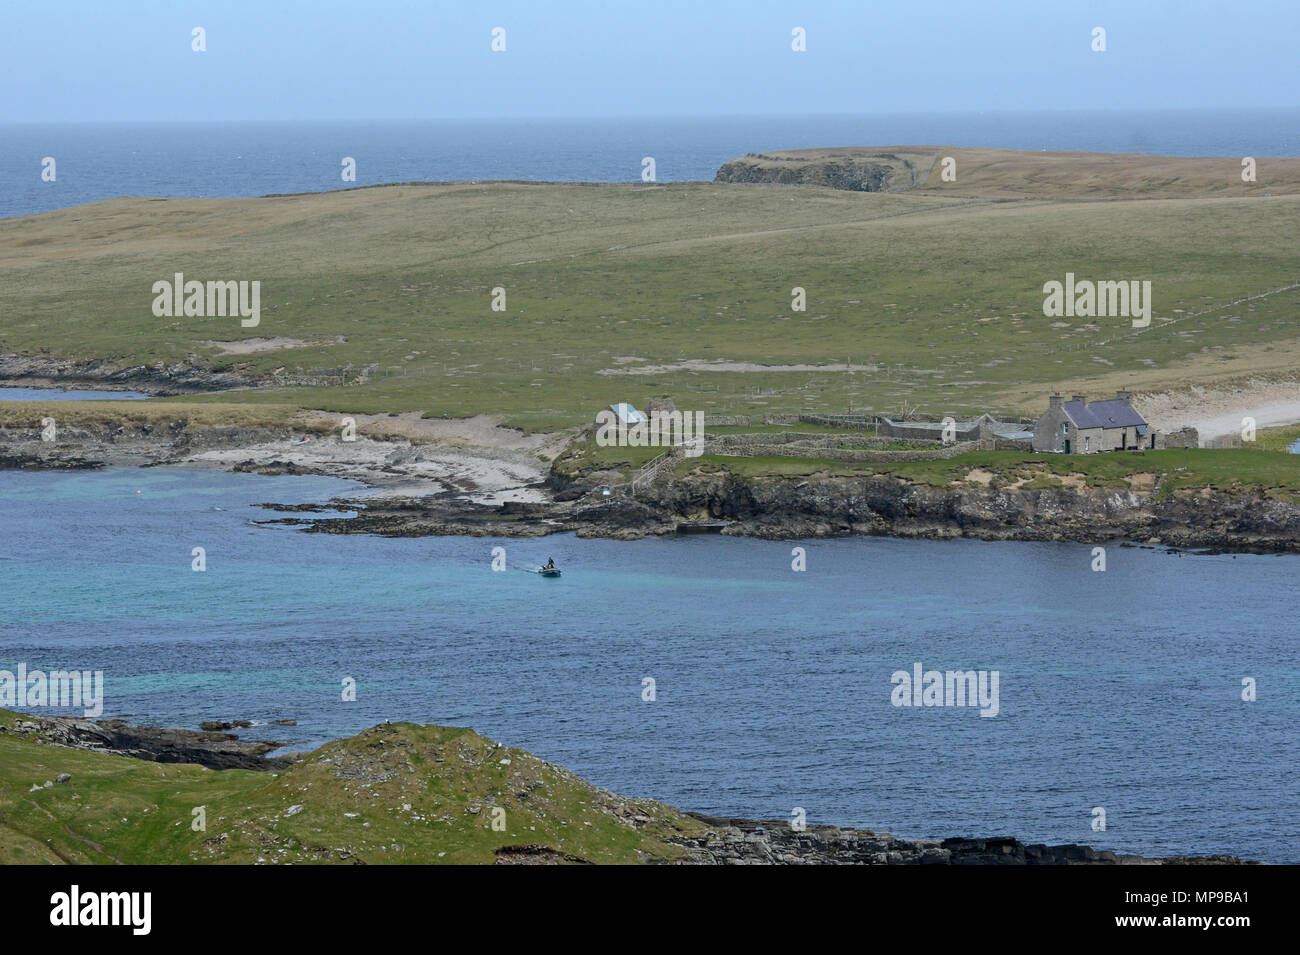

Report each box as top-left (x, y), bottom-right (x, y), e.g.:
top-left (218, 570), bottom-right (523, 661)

top-left (644, 396), bottom-right (677, 417)
top-left (1032, 390), bottom-right (1153, 454)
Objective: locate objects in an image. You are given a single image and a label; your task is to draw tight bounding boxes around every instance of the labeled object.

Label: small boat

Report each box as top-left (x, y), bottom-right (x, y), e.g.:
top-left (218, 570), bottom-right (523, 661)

top-left (539, 567), bottom-right (561, 577)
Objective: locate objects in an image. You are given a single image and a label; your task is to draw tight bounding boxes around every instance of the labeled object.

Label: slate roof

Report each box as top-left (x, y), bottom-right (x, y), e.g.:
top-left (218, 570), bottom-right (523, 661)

top-left (1063, 398), bottom-right (1147, 430)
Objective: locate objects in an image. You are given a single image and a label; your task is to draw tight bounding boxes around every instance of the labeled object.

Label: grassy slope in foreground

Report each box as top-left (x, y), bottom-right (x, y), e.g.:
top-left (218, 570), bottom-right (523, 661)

top-left (2, 147), bottom-right (1299, 432)
top-left (0, 709), bottom-right (702, 864)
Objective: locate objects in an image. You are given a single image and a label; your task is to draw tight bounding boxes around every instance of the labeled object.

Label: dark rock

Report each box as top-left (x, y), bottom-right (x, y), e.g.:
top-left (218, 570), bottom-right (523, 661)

top-left (667, 815), bottom-right (1250, 865)
top-left (11, 713), bottom-right (295, 771)
top-left (715, 153), bottom-right (899, 191)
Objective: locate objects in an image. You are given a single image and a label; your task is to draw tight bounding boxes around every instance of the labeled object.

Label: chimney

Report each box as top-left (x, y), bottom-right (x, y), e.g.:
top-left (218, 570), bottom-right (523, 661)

top-left (1049, 393), bottom-right (1063, 409)
top-left (1072, 394), bottom-right (1086, 404)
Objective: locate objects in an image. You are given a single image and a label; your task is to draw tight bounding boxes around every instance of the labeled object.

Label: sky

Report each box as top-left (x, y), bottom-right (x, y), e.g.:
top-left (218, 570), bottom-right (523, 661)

top-left (1, 0), bottom-right (1297, 122)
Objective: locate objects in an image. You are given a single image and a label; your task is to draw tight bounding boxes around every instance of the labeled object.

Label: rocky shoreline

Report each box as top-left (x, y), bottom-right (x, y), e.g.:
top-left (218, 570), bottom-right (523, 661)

top-left (5, 416), bottom-right (1300, 551)
top-left (3, 375), bottom-right (1300, 551)
top-left (0, 353), bottom-right (254, 395)
top-left (287, 473), bottom-right (1300, 553)
top-left (1, 712), bottom-right (1250, 864)
top-left (671, 815), bottom-right (1247, 865)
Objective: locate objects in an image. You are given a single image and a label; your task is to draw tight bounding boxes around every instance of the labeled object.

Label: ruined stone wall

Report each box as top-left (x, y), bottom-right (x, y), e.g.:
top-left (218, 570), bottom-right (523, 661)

top-left (707, 439), bottom-right (980, 462)
top-left (1156, 427), bottom-right (1200, 449)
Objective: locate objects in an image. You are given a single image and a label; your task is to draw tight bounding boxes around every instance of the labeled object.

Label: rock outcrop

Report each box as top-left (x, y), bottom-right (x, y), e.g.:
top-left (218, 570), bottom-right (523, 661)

top-left (289, 470), bottom-right (1300, 553)
top-left (2, 714), bottom-right (295, 771)
top-left (629, 471), bottom-right (1300, 551)
top-left (714, 149), bottom-right (931, 191)
top-left (0, 419), bottom-right (298, 470)
top-left (0, 353), bottom-right (251, 395)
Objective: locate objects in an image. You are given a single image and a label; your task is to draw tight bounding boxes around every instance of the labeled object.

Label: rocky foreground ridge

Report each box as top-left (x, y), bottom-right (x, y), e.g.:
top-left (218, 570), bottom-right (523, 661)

top-left (0, 712), bottom-right (1249, 865)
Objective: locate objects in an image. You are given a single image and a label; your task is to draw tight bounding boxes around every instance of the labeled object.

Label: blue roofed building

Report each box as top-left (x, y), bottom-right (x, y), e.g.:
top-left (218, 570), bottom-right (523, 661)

top-left (596, 403), bottom-right (644, 427)
top-left (1032, 390), bottom-right (1154, 454)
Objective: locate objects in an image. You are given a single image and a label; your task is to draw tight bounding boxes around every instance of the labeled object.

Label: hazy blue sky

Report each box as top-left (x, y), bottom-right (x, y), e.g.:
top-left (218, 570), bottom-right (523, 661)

top-left (3, 0), bottom-right (1296, 122)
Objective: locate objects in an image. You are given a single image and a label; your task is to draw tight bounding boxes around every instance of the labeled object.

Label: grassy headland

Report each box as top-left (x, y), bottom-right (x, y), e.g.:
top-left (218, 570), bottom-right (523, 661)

top-left (0, 708), bottom-right (701, 864)
top-left (0, 709), bottom-right (1250, 865)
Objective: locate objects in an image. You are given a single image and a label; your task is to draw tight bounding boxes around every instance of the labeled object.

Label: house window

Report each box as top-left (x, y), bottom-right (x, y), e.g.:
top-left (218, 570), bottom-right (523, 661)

top-left (1085, 435), bottom-right (1090, 451)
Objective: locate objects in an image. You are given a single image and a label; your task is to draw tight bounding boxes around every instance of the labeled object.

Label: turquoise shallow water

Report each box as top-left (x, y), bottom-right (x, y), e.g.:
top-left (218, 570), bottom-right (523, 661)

top-left (1, 466), bottom-right (1297, 861)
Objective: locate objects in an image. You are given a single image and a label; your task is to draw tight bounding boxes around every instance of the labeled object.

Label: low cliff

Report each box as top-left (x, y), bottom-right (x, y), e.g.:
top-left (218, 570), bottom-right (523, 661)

top-left (714, 149), bottom-right (931, 191)
top-left (633, 471), bottom-right (1300, 551)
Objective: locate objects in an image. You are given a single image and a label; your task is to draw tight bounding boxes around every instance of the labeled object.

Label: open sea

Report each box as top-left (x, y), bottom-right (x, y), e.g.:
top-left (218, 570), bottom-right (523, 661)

top-left (3, 108), bottom-right (1299, 219)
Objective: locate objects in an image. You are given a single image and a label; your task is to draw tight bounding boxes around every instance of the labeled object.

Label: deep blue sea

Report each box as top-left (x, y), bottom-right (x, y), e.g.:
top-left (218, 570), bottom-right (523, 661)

top-left (1, 465), bottom-right (1296, 862)
top-left (3, 108), bottom-right (1299, 219)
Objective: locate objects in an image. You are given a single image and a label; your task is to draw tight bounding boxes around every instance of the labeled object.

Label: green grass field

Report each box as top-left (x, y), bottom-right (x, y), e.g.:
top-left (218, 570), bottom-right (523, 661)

top-left (3, 148), bottom-right (1299, 433)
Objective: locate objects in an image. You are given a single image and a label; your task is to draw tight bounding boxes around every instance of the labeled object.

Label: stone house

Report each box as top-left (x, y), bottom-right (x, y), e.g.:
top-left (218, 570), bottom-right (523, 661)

top-left (1032, 390), bottom-right (1153, 454)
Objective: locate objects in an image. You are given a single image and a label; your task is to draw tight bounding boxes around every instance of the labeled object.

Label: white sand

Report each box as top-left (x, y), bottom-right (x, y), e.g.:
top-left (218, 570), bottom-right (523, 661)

top-left (201, 337), bottom-right (329, 355)
top-left (185, 413), bottom-right (572, 504)
top-left (1136, 380), bottom-right (1300, 444)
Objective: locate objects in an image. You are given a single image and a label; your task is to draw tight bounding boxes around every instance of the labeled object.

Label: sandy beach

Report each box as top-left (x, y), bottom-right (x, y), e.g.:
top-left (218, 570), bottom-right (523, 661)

top-left (184, 411), bottom-right (571, 503)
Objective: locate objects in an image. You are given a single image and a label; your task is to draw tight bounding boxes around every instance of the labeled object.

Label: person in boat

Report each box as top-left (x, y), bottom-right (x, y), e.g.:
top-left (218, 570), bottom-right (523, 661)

top-left (544, 557), bottom-right (555, 570)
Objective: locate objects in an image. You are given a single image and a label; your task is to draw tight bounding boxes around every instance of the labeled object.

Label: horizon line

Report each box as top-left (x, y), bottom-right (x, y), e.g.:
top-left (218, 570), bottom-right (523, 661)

top-left (4, 105), bottom-right (1300, 126)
